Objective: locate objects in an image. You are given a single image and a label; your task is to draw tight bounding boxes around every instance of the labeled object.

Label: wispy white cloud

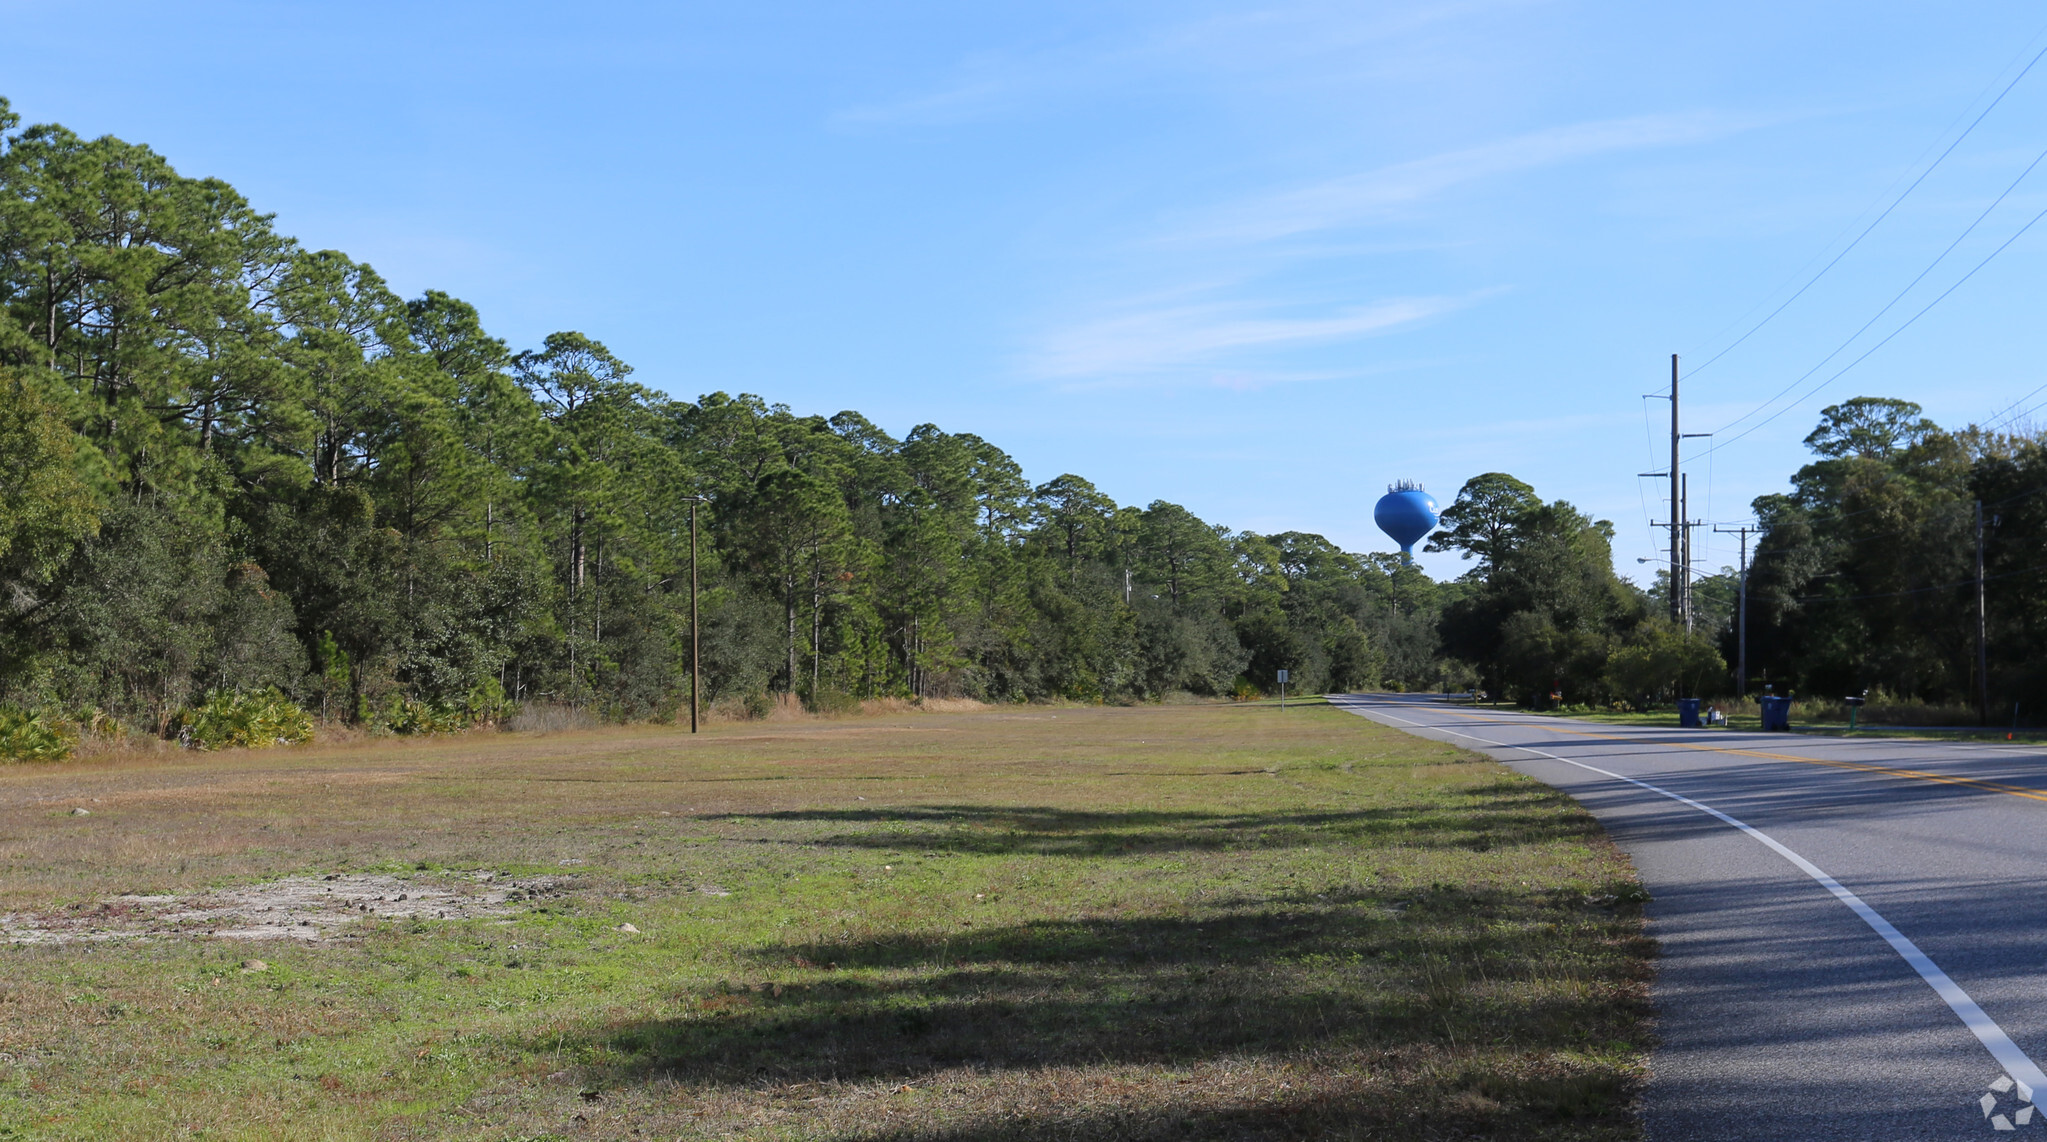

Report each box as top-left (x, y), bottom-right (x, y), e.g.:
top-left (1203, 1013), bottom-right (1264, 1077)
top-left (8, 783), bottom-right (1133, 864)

top-left (833, 0), bottom-right (1539, 128)
top-left (887, 4), bottom-right (1765, 394)
top-left (1168, 112), bottom-right (1756, 246)
top-left (833, 55), bottom-right (1056, 128)
top-left (1014, 109), bottom-right (1763, 388)
top-left (1204, 368), bottom-right (1356, 393)
top-left (1032, 292), bottom-right (1481, 381)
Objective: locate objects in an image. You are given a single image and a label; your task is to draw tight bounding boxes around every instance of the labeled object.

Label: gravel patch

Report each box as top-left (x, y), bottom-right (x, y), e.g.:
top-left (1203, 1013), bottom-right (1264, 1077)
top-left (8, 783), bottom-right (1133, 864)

top-left (0, 871), bottom-right (572, 944)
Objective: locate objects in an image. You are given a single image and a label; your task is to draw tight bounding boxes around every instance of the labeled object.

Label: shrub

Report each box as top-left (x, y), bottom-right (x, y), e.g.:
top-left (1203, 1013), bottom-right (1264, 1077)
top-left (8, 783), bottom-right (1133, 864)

top-left (367, 679), bottom-right (514, 735)
top-left (1604, 621), bottom-right (1725, 705)
top-left (463, 677), bottom-right (513, 726)
top-left (378, 695), bottom-right (469, 735)
top-left (175, 689), bottom-right (314, 750)
top-left (806, 688), bottom-right (861, 716)
top-left (0, 707), bottom-right (76, 762)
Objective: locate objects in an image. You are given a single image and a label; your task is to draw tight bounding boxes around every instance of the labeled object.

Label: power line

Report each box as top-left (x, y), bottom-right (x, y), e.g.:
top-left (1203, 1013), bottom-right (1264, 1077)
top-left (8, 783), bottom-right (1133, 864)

top-left (1705, 429), bottom-right (1717, 567)
top-left (1701, 198), bottom-right (2047, 456)
top-left (1702, 475), bottom-right (2047, 564)
top-left (1641, 38), bottom-right (2047, 569)
top-left (1682, 37), bottom-right (2047, 387)
top-left (1645, 29), bottom-right (2047, 580)
top-left (1684, 29), bottom-right (2047, 365)
top-left (1988, 398), bottom-right (2047, 434)
top-left (1706, 139), bottom-right (2047, 444)
top-left (1984, 379), bottom-right (2047, 432)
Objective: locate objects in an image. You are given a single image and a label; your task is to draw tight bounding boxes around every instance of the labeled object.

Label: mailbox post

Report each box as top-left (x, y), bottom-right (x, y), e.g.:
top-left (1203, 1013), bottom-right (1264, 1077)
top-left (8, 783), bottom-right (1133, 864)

top-left (1845, 692), bottom-right (1866, 731)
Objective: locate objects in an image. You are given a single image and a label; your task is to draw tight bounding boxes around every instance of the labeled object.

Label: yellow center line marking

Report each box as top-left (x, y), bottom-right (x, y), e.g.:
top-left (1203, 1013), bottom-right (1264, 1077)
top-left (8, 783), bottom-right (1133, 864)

top-left (1439, 709), bottom-right (2047, 805)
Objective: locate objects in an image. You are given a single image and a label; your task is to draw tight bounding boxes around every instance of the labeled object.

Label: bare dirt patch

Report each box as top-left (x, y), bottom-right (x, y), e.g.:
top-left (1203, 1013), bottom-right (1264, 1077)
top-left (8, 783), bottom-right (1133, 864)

top-left (0, 871), bottom-right (572, 944)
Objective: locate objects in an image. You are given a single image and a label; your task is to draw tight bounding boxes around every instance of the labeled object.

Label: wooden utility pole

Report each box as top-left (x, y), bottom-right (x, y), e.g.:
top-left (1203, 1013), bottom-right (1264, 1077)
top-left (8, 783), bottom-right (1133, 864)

top-left (1716, 525), bottom-right (1756, 696)
top-left (1644, 355), bottom-right (1709, 628)
top-left (1670, 355), bottom-right (1681, 624)
top-left (1977, 499), bottom-right (1990, 724)
top-left (1680, 473), bottom-right (1693, 631)
top-left (690, 497), bottom-right (701, 734)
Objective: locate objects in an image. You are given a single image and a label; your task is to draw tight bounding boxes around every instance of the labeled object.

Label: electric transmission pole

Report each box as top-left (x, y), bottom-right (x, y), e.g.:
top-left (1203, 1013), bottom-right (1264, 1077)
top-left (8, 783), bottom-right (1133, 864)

top-left (1716, 524), bottom-right (1756, 696)
top-left (1643, 355), bottom-right (1710, 629)
top-left (1681, 473), bottom-right (1693, 632)
top-left (1977, 500), bottom-right (1990, 724)
top-left (1669, 355), bottom-right (1681, 623)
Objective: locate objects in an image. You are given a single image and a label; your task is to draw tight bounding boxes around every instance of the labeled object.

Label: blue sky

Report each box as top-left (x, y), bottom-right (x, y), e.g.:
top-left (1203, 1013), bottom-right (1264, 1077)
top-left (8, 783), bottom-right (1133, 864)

top-left (6, 1), bottom-right (2046, 582)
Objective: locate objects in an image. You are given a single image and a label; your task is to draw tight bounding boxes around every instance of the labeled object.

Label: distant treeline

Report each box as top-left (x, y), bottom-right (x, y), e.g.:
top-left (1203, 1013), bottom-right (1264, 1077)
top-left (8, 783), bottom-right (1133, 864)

top-left (1430, 395), bottom-right (2047, 719)
top-left (0, 98), bottom-right (1461, 734)
top-left (1737, 397), bottom-right (2047, 716)
top-left (7, 99), bottom-right (2022, 735)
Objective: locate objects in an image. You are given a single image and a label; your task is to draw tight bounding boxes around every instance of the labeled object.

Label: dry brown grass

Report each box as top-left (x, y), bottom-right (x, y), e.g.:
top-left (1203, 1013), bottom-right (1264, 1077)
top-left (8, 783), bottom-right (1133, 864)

top-left (0, 699), bottom-right (1650, 1140)
top-left (503, 704), bottom-right (603, 735)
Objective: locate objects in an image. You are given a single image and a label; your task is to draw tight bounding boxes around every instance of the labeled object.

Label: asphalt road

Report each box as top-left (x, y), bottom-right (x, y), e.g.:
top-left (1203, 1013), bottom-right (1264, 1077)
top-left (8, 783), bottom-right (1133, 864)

top-left (1331, 693), bottom-right (2047, 1140)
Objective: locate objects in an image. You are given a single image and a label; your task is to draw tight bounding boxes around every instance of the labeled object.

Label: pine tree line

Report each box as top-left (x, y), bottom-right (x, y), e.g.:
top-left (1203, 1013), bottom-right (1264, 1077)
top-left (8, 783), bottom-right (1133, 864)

top-left (0, 100), bottom-right (1456, 737)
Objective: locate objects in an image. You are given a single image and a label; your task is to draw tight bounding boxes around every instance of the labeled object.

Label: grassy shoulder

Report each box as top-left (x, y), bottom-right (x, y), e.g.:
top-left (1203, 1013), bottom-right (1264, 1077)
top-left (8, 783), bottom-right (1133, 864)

top-left (0, 702), bottom-right (1652, 1141)
top-left (1505, 702), bottom-right (2045, 742)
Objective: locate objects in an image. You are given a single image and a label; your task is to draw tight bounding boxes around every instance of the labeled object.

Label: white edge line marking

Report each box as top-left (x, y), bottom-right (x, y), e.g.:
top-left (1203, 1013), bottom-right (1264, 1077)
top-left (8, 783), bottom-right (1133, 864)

top-left (1337, 695), bottom-right (2047, 1103)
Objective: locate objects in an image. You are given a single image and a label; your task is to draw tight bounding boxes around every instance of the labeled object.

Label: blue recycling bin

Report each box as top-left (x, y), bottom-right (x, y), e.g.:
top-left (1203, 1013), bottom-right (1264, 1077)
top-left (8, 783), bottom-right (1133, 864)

top-left (1760, 695), bottom-right (1792, 732)
top-left (1677, 698), bottom-right (1701, 728)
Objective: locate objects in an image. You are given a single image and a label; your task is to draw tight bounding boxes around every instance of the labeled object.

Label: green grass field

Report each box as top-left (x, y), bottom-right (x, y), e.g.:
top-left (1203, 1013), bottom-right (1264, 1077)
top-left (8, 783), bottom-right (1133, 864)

top-left (0, 700), bottom-right (1651, 1141)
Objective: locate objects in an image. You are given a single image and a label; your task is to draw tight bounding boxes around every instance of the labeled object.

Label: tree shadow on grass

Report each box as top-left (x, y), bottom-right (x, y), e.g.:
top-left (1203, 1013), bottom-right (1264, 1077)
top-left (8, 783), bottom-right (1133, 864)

top-left (558, 881), bottom-right (1649, 1138)
top-left (843, 1075), bottom-right (1636, 1142)
top-left (709, 785), bottom-right (1599, 857)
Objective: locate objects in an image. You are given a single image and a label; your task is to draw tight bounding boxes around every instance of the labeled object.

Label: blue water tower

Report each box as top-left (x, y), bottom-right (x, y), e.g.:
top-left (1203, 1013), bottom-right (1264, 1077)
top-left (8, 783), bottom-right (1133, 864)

top-left (1375, 481), bottom-right (1439, 563)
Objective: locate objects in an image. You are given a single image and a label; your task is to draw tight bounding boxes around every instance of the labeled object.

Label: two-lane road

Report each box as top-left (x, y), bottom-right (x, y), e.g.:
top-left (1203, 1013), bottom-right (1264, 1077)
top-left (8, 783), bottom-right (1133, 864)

top-left (1334, 693), bottom-right (2047, 1140)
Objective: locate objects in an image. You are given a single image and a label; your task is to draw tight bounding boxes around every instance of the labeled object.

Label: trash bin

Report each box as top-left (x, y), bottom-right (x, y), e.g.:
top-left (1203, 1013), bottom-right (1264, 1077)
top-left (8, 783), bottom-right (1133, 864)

top-left (1676, 698), bottom-right (1701, 728)
top-left (1760, 695), bottom-right (1792, 732)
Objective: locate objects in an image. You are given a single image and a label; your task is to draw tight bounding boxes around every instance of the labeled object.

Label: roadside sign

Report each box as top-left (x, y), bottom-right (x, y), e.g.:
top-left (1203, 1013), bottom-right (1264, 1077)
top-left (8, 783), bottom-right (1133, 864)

top-left (1276, 670), bottom-right (1289, 682)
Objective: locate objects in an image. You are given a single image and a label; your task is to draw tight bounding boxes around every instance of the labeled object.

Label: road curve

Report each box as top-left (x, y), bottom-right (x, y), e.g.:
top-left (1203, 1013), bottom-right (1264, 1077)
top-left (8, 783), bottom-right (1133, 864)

top-left (1332, 693), bottom-right (2047, 1140)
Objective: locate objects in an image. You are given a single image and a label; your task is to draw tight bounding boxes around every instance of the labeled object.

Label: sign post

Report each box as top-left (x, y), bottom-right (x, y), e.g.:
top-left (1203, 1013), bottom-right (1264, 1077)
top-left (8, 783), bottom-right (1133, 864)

top-left (1277, 669), bottom-right (1289, 710)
